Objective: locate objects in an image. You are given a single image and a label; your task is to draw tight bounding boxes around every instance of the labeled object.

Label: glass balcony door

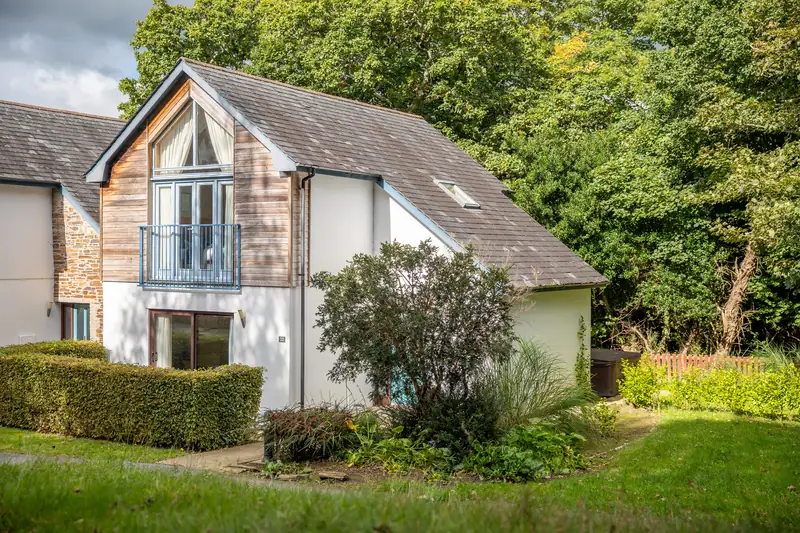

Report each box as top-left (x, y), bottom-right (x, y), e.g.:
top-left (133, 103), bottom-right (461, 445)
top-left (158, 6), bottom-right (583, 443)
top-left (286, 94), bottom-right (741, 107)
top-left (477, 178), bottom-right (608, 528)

top-left (150, 180), bottom-right (233, 285)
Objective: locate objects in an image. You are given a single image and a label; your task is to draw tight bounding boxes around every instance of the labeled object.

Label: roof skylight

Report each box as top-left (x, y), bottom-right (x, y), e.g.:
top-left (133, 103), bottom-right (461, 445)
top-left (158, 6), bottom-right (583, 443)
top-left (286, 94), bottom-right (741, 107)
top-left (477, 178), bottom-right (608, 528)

top-left (435, 179), bottom-right (480, 209)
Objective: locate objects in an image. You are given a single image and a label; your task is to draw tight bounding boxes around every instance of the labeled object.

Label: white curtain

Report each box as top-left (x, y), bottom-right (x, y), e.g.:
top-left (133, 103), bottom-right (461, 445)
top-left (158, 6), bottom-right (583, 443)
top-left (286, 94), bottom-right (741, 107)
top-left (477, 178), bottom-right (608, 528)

top-left (155, 315), bottom-right (172, 368)
top-left (155, 187), bottom-right (173, 274)
top-left (158, 109), bottom-right (193, 169)
top-left (205, 113), bottom-right (233, 165)
top-left (223, 183), bottom-right (234, 269)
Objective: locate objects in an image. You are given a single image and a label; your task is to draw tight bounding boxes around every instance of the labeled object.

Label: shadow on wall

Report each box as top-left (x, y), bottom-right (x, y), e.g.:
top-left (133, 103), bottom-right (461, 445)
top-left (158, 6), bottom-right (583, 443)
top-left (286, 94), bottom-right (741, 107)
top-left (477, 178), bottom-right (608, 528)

top-left (105, 285), bottom-right (288, 408)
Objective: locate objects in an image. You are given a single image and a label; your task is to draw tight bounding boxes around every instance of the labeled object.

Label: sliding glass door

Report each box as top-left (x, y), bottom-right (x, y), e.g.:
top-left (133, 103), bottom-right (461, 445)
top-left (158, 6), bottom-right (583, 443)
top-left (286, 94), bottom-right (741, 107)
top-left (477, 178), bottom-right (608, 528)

top-left (150, 311), bottom-right (233, 370)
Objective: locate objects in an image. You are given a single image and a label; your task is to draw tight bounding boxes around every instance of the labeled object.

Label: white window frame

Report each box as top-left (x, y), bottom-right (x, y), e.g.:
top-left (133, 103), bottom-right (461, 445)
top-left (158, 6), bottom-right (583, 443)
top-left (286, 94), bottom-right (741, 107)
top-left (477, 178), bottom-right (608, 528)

top-left (435, 179), bottom-right (481, 209)
top-left (150, 179), bottom-right (234, 282)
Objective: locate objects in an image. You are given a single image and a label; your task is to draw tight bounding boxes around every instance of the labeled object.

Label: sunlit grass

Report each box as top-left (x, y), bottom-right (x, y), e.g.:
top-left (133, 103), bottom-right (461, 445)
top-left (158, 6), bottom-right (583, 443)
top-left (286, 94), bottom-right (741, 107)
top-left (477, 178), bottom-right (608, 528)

top-left (1, 411), bottom-right (798, 532)
top-left (376, 410), bottom-right (800, 527)
top-left (0, 426), bottom-right (182, 463)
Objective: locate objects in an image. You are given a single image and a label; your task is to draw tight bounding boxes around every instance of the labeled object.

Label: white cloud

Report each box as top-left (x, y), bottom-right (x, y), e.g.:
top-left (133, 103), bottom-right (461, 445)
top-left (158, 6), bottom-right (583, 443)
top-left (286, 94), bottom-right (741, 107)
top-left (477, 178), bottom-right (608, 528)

top-left (0, 60), bottom-right (123, 117)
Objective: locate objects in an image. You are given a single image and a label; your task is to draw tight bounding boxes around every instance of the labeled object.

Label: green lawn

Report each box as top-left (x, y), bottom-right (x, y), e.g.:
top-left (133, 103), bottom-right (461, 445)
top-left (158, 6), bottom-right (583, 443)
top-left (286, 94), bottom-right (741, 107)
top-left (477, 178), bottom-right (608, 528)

top-left (0, 410), bottom-right (798, 532)
top-left (0, 427), bottom-right (183, 463)
top-left (379, 410), bottom-right (800, 524)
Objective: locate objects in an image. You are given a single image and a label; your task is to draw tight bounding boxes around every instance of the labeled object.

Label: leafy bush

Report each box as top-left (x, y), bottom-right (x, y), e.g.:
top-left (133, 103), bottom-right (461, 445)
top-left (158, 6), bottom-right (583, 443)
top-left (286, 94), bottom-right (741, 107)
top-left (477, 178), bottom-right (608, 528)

top-left (620, 358), bottom-right (800, 419)
top-left (463, 444), bottom-right (546, 482)
top-left (260, 402), bottom-right (358, 462)
top-left (387, 394), bottom-right (500, 458)
top-left (0, 353), bottom-right (263, 450)
top-left (482, 339), bottom-right (593, 432)
top-left (346, 421), bottom-right (452, 474)
top-left (464, 422), bottom-right (586, 482)
top-left (312, 241), bottom-right (517, 455)
top-left (618, 358), bottom-right (665, 408)
top-left (0, 340), bottom-right (106, 360)
top-left (582, 400), bottom-right (619, 437)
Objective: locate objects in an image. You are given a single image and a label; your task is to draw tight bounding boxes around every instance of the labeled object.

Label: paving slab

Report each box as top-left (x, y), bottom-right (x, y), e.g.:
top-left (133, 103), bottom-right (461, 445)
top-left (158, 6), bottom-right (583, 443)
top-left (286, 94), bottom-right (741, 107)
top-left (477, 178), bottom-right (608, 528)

top-left (159, 441), bottom-right (264, 473)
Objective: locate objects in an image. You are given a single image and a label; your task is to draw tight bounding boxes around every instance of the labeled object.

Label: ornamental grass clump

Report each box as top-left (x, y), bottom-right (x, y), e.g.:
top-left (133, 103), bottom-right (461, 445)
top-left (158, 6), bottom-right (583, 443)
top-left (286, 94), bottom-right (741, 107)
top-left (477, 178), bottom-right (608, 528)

top-left (481, 339), bottom-right (594, 433)
top-left (260, 402), bottom-right (361, 462)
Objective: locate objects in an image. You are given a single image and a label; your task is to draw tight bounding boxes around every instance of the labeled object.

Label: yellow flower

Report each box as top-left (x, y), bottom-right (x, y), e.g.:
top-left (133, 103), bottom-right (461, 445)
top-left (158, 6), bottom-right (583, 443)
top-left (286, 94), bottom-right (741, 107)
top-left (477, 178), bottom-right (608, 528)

top-left (345, 419), bottom-right (357, 431)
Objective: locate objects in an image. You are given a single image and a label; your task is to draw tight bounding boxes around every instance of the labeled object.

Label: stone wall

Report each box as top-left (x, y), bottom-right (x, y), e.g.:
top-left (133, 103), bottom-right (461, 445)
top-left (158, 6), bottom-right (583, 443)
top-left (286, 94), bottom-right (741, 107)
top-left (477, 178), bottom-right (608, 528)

top-left (52, 190), bottom-right (102, 341)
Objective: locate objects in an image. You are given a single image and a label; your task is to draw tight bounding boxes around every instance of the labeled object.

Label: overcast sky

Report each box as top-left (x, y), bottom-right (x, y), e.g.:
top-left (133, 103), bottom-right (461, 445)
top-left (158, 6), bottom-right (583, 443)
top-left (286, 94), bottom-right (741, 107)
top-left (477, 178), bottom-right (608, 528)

top-left (0, 0), bottom-right (192, 117)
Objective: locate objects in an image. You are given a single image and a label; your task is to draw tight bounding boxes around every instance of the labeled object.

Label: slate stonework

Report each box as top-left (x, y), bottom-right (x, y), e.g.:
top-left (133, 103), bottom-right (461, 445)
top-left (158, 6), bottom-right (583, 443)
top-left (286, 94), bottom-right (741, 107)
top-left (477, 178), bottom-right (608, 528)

top-left (52, 191), bottom-right (103, 342)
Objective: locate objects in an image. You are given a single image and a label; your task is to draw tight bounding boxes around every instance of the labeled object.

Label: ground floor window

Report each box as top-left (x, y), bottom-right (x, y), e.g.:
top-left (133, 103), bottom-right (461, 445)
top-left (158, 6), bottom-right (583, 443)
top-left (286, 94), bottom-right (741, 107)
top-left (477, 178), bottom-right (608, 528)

top-left (150, 310), bottom-right (232, 370)
top-left (62, 303), bottom-right (90, 340)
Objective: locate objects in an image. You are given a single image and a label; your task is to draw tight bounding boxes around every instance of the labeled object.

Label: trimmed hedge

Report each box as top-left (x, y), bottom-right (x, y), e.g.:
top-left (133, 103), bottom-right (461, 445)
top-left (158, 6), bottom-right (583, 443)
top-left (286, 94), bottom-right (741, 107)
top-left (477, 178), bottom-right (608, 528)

top-left (619, 359), bottom-right (800, 420)
top-left (0, 353), bottom-right (264, 450)
top-left (0, 340), bottom-right (107, 360)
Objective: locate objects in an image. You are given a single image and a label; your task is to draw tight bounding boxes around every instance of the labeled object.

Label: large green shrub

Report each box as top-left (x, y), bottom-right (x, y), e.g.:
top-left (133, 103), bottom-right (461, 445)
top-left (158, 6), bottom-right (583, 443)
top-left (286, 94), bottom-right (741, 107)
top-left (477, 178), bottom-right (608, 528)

top-left (618, 358), bottom-right (665, 408)
top-left (387, 394), bottom-right (500, 458)
top-left (0, 353), bottom-right (263, 450)
top-left (620, 359), bottom-right (800, 419)
top-left (312, 241), bottom-right (516, 456)
top-left (0, 340), bottom-right (107, 360)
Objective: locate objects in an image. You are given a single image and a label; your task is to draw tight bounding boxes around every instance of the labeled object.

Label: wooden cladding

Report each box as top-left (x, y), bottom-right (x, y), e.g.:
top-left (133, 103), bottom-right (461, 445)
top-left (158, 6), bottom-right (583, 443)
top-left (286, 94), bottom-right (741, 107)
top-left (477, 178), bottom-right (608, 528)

top-left (148, 79), bottom-right (190, 141)
top-left (101, 78), bottom-right (296, 288)
top-left (234, 124), bottom-right (292, 286)
top-left (101, 130), bottom-right (149, 283)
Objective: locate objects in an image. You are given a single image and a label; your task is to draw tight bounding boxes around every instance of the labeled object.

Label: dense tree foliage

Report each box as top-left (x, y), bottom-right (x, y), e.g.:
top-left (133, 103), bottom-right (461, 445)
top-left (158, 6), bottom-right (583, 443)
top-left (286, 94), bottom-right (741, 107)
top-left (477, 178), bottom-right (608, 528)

top-left (124, 0), bottom-right (800, 353)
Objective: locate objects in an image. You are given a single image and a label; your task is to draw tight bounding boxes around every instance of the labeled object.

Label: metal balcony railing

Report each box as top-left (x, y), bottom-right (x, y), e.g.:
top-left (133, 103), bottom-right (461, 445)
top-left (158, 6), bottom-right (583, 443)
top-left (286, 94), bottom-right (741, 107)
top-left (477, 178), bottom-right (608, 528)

top-left (139, 224), bottom-right (241, 290)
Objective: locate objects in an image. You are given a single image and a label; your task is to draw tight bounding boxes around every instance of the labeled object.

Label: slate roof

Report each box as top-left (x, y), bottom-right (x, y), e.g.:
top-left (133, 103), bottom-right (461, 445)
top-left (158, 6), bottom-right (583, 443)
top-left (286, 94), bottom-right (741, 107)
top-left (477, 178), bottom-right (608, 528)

top-left (0, 100), bottom-right (123, 221)
top-left (182, 60), bottom-right (606, 288)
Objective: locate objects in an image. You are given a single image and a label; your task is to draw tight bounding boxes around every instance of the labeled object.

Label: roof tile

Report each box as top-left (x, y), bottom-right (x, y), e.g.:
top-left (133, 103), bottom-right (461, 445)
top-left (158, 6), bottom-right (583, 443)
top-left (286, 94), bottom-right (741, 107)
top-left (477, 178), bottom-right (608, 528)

top-left (184, 60), bottom-right (606, 288)
top-left (0, 100), bottom-right (123, 220)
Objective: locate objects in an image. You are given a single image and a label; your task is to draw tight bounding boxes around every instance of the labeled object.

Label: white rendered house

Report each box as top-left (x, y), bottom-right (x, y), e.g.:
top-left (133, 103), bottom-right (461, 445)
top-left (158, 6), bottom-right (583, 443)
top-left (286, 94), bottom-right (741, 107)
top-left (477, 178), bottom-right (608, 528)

top-left (0, 101), bottom-right (122, 347)
top-left (86, 59), bottom-right (607, 409)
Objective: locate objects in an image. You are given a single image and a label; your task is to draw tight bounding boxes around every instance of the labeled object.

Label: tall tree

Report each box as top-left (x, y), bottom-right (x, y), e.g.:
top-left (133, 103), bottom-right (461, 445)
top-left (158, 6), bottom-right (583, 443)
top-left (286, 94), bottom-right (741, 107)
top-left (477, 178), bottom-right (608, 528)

top-left (119, 0), bottom-right (260, 118)
top-left (122, 0), bottom-right (800, 352)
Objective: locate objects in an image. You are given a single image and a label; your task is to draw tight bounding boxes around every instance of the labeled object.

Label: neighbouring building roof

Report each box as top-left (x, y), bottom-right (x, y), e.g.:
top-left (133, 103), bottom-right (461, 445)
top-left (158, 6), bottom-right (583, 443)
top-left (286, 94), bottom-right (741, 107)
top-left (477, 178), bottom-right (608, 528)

top-left (0, 100), bottom-right (124, 222)
top-left (89, 59), bottom-right (607, 289)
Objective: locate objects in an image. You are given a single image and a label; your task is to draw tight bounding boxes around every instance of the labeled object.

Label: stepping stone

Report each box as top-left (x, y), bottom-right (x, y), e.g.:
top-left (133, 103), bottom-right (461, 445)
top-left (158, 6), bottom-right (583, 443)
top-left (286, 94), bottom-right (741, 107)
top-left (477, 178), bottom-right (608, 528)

top-left (318, 471), bottom-right (348, 481)
top-left (276, 473), bottom-right (310, 481)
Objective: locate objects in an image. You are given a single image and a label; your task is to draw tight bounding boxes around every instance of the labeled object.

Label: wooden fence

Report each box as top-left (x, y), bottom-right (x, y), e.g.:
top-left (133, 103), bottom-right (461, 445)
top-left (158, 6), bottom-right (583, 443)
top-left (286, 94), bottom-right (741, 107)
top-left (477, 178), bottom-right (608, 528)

top-left (646, 353), bottom-right (764, 379)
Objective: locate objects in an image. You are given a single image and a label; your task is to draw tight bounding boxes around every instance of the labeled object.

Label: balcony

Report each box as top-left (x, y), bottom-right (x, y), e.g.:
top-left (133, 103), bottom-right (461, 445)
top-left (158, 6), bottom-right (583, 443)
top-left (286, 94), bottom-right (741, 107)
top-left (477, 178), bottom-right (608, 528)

top-left (139, 224), bottom-right (241, 290)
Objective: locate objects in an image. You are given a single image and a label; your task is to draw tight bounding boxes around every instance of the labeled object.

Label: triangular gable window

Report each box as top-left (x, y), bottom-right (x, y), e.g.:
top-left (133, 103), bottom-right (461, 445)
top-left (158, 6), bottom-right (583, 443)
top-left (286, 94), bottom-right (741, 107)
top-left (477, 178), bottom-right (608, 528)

top-left (153, 100), bottom-right (233, 177)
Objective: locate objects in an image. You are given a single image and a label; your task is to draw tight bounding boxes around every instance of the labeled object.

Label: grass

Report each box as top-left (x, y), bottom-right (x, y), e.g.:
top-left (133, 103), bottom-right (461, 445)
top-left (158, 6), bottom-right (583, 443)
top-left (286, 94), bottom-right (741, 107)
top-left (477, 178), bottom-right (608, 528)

top-left (0, 427), bottom-right (183, 463)
top-left (0, 410), bottom-right (798, 532)
top-left (378, 410), bottom-right (800, 526)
